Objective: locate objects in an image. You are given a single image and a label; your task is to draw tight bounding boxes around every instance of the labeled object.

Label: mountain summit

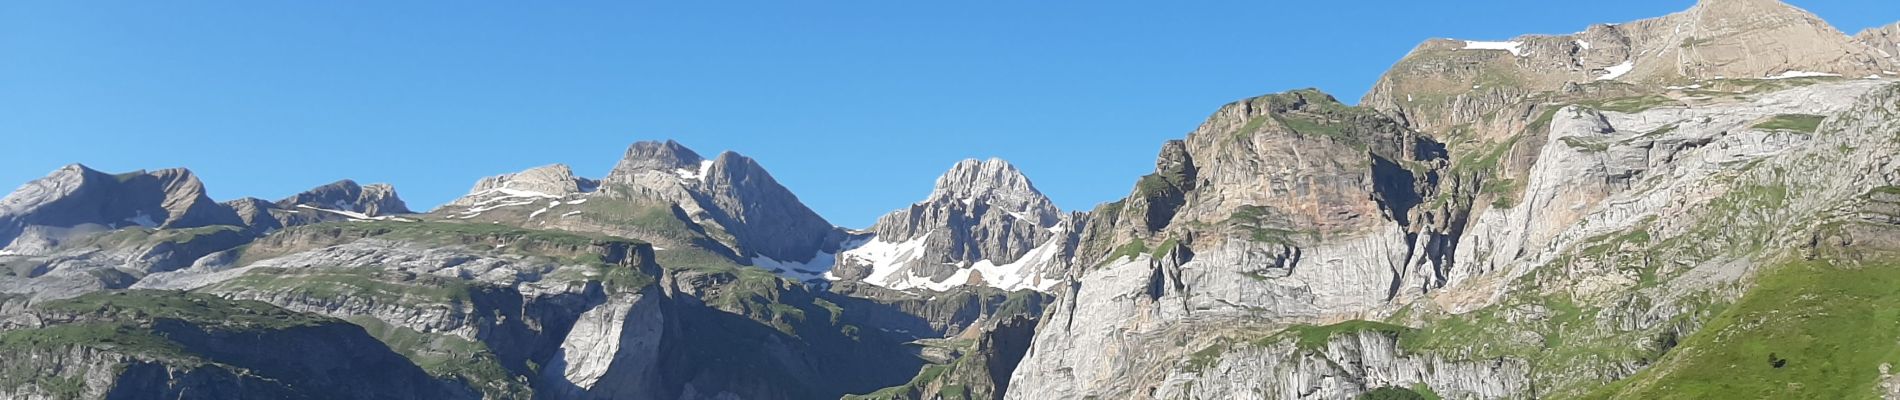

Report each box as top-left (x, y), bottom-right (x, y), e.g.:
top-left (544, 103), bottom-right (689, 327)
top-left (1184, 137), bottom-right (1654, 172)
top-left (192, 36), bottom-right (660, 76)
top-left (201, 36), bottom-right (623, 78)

top-left (830, 158), bottom-right (1074, 292)
top-left (1364, 0), bottom-right (1895, 135)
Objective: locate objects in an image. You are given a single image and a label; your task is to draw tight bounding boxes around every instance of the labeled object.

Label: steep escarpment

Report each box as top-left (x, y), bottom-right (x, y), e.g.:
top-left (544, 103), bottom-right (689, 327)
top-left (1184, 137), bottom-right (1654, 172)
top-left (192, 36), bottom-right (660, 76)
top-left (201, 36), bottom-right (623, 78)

top-left (1008, 2), bottom-right (1900, 395)
top-left (1009, 88), bottom-right (1448, 399)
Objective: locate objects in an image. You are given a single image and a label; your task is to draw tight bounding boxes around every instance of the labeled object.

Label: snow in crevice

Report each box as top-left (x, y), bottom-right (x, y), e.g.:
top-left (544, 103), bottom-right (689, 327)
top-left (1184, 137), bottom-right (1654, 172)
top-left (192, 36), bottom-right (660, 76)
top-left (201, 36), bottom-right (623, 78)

top-left (527, 200), bottom-right (563, 219)
top-left (1575, 39), bottom-right (1592, 50)
top-left (1597, 60), bottom-right (1635, 81)
top-left (451, 187), bottom-right (572, 219)
top-left (1462, 40), bottom-right (1524, 56)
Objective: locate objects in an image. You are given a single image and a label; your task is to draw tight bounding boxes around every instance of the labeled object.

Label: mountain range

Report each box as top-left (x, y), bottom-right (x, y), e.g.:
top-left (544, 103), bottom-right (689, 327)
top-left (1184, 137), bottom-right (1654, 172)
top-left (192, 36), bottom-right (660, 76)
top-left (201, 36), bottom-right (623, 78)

top-left (4, 0), bottom-right (1900, 399)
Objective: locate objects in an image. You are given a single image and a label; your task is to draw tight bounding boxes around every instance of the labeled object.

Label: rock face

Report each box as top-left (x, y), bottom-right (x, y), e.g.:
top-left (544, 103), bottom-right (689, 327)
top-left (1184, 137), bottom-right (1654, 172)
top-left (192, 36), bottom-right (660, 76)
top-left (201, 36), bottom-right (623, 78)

top-left (0, 165), bottom-right (242, 251)
top-left (1157, 330), bottom-right (1531, 399)
top-left (832, 158), bottom-right (1076, 292)
top-left (1006, 88), bottom-right (1447, 399)
top-left (1859, 22), bottom-right (1900, 61)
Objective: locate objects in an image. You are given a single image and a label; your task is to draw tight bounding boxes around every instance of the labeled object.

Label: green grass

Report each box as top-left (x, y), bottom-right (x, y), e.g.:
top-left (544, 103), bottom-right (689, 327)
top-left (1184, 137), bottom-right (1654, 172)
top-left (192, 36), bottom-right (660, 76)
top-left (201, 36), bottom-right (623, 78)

top-left (0, 322), bottom-right (190, 359)
top-left (1283, 320), bottom-right (1412, 351)
top-left (346, 317), bottom-right (527, 398)
top-left (1134, 174), bottom-right (1176, 198)
top-left (38, 290), bottom-right (334, 332)
top-left (257, 219), bottom-right (646, 268)
top-left (1583, 95), bottom-right (1682, 114)
top-left (1751, 114), bottom-right (1826, 134)
top-left (1152, 237), bottom-right (1181, 258)
top-left (1482, 178), bottom-right (1520, 209)
top-left (1105, 240), bottom-right (1150, 264)
top-left (0, 291), bottom-right (340, 360)
top-left (1586, 258), bottom-right (1900, 399)
top-left (331, 219), bottom-right (637, 250)
top-left (1225, 205), bottom-right (1312, 245)
top-left (1450, 136), bottom-right (1521, 177)
top-left (1227, 88), bottom-right (1396, 149)
top-left (1183, 320), bottom-right (1413, 373)
top-left (208, 267), bottom-right (476, 305)
top-left (842, 364), bottom-right (953, 400)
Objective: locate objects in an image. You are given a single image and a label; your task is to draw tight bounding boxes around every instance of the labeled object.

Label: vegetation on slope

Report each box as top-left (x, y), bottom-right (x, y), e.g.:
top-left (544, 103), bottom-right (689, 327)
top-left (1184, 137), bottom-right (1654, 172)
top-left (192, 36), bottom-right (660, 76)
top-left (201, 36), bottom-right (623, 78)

top-left (1585, 257), bottom-right (1900, 399)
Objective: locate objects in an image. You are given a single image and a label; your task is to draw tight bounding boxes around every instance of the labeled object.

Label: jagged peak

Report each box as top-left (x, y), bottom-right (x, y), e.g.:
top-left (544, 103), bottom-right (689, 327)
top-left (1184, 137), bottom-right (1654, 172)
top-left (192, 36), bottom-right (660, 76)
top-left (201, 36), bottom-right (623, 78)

top-left (922, 158), bottom-right (1059, 226)
top-left (929, 158), bottom-right (1041, 202)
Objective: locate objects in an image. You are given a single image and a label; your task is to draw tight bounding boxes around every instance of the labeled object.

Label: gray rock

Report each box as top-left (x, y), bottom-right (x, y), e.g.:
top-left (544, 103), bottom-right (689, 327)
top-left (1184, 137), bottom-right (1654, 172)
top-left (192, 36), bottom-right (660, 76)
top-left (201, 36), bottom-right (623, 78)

top-left (837, 158), bottom-right (1076, 292)
top-left (0, 164), bottom-right (242, 251)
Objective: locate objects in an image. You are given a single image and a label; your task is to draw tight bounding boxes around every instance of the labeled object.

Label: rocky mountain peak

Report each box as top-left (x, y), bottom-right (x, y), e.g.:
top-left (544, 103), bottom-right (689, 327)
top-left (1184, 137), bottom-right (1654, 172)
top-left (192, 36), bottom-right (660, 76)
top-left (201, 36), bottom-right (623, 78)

top-left (926, 158), bottom-right (1058, 226)
top-left (443, 164), bottom-right (597, 208)
top-left (0, 164), bottom-right (242, 250)
top-left (605, 140), bottom-right (708, 184)
top-left (1858, 22), bottom-right (1900, 59)
top-left (829, 158), bottom-right (1074, 292)
top-left (1361, 0), bottom-right (1895, 135)
top-left (695, 150), bottom-right (841, 262)
top-left (275, 179), bottom-right (411, 216)
top-left (1688, 0), bottom-right (1805, 14)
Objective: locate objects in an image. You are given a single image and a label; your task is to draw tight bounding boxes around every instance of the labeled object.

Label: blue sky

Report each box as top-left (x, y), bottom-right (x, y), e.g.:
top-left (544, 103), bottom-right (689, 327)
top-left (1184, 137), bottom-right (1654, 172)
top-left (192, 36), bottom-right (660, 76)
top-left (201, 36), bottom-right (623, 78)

top-left (4, 1), bottom-right (1897, 228)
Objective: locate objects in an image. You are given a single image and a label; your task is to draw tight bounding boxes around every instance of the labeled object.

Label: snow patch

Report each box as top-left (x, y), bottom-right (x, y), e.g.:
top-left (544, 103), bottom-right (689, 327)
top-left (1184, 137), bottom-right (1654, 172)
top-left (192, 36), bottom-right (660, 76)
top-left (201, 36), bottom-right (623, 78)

top-left (829, 232), bottom-right (1060, 292)
top-left (1597, 60), bottom-right (1634, 81)
top-left (833, 234), bottom-right (932, 287)
top-left (1575, 39), bottom-right (1592, 50)
top-left (1765, 71), bottom-right (1840, 80)
top-left (123, 211), bottom-right (158, 228)
top-left (295, 204), bottom-right (412, 221)
top-left (492, 188), bottom-right (559, 199)
top-left (674, 160), bottom-right (717, 183)
top-left (753, 250), bottom-right (837, 282)
top-left (1462, 40), bottom-right (1523, 56)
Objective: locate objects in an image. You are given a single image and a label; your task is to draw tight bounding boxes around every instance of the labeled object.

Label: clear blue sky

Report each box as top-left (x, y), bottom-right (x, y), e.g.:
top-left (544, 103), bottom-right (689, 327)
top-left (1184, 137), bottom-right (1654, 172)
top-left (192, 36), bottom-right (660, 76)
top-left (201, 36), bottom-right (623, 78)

top-left (4, 1), bottom-right (1897, 228)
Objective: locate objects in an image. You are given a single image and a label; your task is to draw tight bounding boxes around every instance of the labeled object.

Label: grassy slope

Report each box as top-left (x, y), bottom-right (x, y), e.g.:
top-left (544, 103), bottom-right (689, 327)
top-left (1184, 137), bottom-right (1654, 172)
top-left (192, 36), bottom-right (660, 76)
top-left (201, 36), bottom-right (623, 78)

top-left (1585, 258), bottom-right (1900, 399)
